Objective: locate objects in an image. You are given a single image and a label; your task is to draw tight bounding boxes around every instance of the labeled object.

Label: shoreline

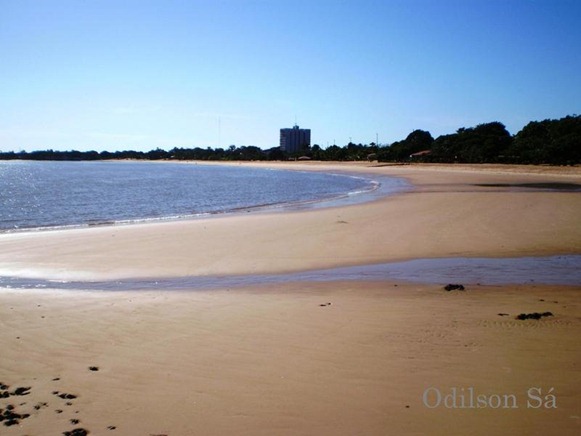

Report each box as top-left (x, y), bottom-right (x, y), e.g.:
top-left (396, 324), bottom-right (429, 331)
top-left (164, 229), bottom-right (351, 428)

top-left (2, 160), bottom-right (579, 237)
top-left (1, 162), bottom-right (580, 281)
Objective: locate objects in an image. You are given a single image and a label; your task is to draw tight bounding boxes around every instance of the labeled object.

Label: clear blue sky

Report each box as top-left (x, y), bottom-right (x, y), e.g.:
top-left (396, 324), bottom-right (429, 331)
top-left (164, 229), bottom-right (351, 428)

top-left (1, 0), bottom-right (580, 152)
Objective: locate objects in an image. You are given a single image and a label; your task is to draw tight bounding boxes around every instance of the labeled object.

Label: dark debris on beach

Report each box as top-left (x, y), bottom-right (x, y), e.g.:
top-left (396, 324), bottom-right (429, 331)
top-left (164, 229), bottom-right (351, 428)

top-left (516, 311), bottom-right (553, 320)
top-left (1, 369), bottom-right (117, 434)
top-left (63, 429), bottom-right (89, 436)
top-left (444, 283), bottom-right (465, 291)
top-left (0, 383), bottom-right (33, 427)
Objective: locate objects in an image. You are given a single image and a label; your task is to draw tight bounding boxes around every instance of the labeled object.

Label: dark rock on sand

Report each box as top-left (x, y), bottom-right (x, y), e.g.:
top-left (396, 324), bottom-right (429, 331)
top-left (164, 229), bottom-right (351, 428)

top-left (13, 386), bottom-right (31, 396)
top-left (0, 383), bottom-right (10, 399)
top-left (444, 284), bottom-right (465, 291)
top-left (1, 405), bottom-right (31, 427)
top-left (63, 429), bottom-right (89, 436)
top-left (516, 312), bottom-right (554, 320)
top-left (89, 366), bottom-right (99, 371)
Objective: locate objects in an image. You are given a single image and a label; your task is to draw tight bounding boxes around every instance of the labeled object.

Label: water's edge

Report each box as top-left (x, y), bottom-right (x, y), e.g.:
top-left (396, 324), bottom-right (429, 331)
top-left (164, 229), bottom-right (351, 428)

top-left (1, 255), bottom-right (580, 291)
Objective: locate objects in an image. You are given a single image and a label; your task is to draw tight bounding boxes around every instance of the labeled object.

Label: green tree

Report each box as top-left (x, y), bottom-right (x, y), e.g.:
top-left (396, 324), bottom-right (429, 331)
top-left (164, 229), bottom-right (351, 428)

top-left (511, 115), bottom-right (581, 164)
top-left (378, 130), bottom-right (433, 162)
top-left (431, 122), bottom-right (511, 163)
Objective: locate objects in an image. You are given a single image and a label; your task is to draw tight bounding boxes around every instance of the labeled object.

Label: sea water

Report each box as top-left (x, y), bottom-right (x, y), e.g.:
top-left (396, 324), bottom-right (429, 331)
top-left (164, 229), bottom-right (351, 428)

top-left (0, 160), bottom-right (407, 232)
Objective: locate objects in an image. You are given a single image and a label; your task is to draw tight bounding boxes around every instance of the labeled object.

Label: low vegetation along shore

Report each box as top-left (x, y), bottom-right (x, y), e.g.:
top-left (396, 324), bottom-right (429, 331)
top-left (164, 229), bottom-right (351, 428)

top-left (1, 163), bottom-right (580, 435)
top-left (1, 114), bottom-right (579, 165)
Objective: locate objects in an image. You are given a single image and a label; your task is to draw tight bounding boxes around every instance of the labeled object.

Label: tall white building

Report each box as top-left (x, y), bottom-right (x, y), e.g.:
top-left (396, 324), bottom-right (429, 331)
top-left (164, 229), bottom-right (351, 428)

top-left (280, 125), bottom-right (311, 154)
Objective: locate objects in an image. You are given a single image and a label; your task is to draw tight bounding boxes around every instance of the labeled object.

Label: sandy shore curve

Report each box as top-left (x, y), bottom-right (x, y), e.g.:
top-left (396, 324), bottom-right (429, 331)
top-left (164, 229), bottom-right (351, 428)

top-left (0, 162), bottom-right (580, 280)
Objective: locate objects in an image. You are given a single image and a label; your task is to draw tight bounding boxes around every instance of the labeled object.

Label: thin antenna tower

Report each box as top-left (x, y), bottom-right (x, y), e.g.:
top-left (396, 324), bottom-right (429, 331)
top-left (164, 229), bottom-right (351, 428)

top-left (218, 117), bottom-right (221, 148)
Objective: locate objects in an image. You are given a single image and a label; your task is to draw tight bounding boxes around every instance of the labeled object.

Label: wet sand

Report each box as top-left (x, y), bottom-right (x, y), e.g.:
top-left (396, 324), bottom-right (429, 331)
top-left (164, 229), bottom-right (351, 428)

top-left (1, 163), bottom-right (580, 435)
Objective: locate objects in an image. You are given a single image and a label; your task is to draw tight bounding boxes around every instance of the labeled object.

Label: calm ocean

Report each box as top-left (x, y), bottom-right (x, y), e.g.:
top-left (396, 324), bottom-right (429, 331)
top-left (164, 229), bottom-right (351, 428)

top-left (0, 161), bottom-right (407, 232)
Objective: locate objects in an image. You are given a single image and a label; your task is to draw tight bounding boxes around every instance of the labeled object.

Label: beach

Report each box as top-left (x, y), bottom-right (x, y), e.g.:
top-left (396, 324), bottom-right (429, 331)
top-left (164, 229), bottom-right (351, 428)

top-left (1, 163), bottom-right (580, 435)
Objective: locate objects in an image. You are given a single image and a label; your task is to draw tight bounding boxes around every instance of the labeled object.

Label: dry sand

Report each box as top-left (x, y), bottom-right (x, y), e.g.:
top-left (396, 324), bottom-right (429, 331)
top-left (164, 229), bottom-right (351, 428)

top-left (1, 163), bottom-right (580, 435)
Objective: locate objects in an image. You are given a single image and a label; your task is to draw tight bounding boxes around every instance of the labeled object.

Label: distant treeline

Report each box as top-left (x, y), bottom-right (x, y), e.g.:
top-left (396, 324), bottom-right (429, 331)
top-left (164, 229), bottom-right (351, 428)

top-left (1, 115), bottom-right (579, 165)
top-left (379, 115), bottom-right (580, 165)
